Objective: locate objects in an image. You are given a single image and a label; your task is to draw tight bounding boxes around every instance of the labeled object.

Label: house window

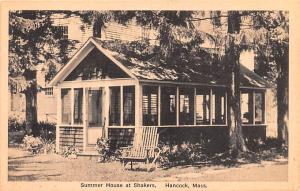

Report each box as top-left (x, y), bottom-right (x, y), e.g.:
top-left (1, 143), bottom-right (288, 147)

top-left (255, 92), bottom-right (265, 124)
top-left (44, 87), bottom-right (53, 95)
top-left (142, 86), bottom-right (158, 126)
top-left (10, 83), bottom-right (18, 94)
top-left (88, 88), bottom-right (103, 127)
top-left (161, 87), bottom-right (176, 125)
top-left (73, 88), bottom-right (83, 124)
top-left (55, 26), bottom-right (68, 39)
top-left (241, 92), bottom-right (254, 124)
top-left (61, 88), bottom-right (71, 124)
top-left (123, 86), bottom-right (135, 126)
top-left (142, 27), bottom-right (150, 40)
top-left (195, 88), bottom-right (210, 125)
top-left (109, 87), bottom-right (121, 126)
top-left (179, 88), bottom-right (194, 125)
top-left (212, 89), bottom-right (226, 124)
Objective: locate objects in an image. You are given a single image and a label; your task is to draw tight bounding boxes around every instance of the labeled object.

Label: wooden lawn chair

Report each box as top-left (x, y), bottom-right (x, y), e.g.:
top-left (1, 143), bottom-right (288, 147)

top-left (119, 126), bottom-right (161, 171)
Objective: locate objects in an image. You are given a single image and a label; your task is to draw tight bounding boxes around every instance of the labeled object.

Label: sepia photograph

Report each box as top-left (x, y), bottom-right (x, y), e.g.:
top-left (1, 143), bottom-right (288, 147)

top-left (1, 2), bottom-right (299, 190)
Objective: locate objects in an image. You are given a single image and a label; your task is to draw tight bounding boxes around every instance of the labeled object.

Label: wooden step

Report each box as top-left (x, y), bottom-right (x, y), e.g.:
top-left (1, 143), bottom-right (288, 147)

top-left (85, 144), bottom-right (97, 152)
top-left (77, 151), bottom-right (100, 161)
top-left (78, 151), bottom-right (99, 156)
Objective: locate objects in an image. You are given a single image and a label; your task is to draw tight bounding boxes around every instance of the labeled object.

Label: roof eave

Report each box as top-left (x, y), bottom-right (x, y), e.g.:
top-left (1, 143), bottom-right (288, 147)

top-left (48, 37), bottom-right (138, 87)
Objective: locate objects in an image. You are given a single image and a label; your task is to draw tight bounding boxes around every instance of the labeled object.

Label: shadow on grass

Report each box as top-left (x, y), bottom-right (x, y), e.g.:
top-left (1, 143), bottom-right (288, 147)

top-left (8, 155), bottom-right (33, 160)
top-left (159, 150), bottom-right (287, 171)
top-left (8, 173), bottom-right (62, 181)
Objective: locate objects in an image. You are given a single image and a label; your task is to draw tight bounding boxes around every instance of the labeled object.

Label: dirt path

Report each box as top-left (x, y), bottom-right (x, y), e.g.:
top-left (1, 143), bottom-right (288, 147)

top-left (8, 147), bottom-right (288, 182)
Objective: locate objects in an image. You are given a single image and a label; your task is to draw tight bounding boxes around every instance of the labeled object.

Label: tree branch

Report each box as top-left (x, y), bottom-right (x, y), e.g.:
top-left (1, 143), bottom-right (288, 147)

top-left (188, 15), bottom-right (228, 21)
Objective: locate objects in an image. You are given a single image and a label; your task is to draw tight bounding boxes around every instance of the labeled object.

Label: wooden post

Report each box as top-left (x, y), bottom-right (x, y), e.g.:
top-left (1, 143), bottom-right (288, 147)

top-left (253, 91), bottom-right (256, 125)
top-left (56, 87), bottom-right (61, 152)
top-left (135, 83), bottom-right (140, 128)
top-left (263, 91), bottom-right (266, 124)
top-left (225, 91), bottom-right (228, 125)
top-left (120, 86), bottom-right (124, 126)
top-left (209, 89), bottom-right (213, 125)
top-left (158, 85), bottom-right (161, 126)
top-left (194, 87), bottom-right (196, 125)
top-left (104, 85), bottom-right (110, 138)
top-left (176, 86), bottom-right (179, 126)
top-left (82, 88), bottom-right (87, 152)
top-left (135, 83), bottom-right (141, 142)
top-left (71, 88), bottom-right (74, 125)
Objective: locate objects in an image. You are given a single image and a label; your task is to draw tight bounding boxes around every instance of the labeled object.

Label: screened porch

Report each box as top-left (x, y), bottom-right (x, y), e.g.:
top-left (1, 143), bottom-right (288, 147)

top-left (49, 37), bottom-right (269, 153)
top-left (58, 82), bottom-right (266, 129)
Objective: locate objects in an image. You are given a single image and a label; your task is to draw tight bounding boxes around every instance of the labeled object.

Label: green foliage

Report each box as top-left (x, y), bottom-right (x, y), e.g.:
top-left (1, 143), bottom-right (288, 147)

top-left (158, 142), bottom-right (209, 167)
top-left (96, 137), bottom-right (121, 162)
top-left (8, 117), bottom-right (56, 148)
top-left (9, 10), bottom-right (80, 135)
top-left (245, 137), bottom-right (288, 156)
top-left (251, 11), bottom-right (289, 84)
top-left (21, 135), bottom-right (55, 155)
top-left (9, 10), bottom-right (79, 91)
top-left (8, 116), bottom-right (26, 132)
top-left (61, 145), bottom-right (79, 158)
top-left (37, 121), bottom-right (56, 141)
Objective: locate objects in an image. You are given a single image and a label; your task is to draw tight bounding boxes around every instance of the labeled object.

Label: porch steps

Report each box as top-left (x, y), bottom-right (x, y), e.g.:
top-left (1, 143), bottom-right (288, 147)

top-left (78, 151), bottom-right (100, 160)
top-left (77, 144), bottom-right (99, 160)
top-left (85, 144), bottom-right (97, 152)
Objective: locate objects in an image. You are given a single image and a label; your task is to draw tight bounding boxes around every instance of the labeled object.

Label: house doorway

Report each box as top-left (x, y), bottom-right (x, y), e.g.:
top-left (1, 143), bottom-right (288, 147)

top-left (87, 88), bottom-right (104, 145)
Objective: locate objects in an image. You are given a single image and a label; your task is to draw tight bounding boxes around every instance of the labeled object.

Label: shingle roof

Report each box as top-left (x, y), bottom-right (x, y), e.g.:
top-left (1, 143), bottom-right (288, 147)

top-left (92, 37), bottom-right (270, 88)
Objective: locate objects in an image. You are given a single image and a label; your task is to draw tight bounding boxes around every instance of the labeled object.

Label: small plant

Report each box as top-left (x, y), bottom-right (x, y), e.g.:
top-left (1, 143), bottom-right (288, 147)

top-left (96, 137), bottom-right (121, 162)
top-left (40, 139), bottom-right (56, 154)
top-left (21, 135), bottom-right (56, 155)
top-left (21, 135), bottom-right (43, 155)
top-left (62, 145), bottom-right (79, 159)
top-left (96, 137), bottom-right (111, 162)
top-left (158, 141), bottom-right (208, 167)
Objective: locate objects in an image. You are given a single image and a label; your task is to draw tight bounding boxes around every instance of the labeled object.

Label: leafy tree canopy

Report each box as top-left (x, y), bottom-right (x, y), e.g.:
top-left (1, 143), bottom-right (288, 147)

top-left (9, 10), bottom-right (78, 92)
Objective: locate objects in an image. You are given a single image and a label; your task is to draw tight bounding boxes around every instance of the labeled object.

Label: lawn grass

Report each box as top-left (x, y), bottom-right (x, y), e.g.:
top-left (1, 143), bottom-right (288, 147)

top-left (8, 147), bottom-right (288, 182)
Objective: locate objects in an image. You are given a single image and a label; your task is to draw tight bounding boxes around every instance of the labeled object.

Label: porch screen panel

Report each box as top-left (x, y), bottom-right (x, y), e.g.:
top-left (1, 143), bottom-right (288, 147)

top-left (212, 90), bottom-right (226, 124)
top-left (88, 89), bottom-right (103, 127)
top-left (123, 86), bottom-right (135, 126)
top-left (241, 92), bottom-right (254, 124)
top-left (195, 88), bottom-right (210, 125)
top-left (179, 88), bottom-right (194, 125)
top-left (74, 88), bottom-right (83, 124)
top-left (109, 87), bottom-right (121, 126)
top-left (142, 86), bottom-right (158, 126)
top-left (161, 87), bottom-right (176, 125)
top-left (255, 92), bottom-right (264, 124)
top-left (61, 88), bottom-right (71, 124)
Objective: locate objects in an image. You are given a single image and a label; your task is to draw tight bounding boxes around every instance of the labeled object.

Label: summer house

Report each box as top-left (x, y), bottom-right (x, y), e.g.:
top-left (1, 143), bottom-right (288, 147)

top-left (49, 37), bottom-right (269, 153)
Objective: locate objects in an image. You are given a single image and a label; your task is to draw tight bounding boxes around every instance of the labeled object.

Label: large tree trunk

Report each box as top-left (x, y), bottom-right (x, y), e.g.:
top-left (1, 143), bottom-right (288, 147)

top-left (24, 70), bottom-right (39, 136)
top-left (277, 80), bottom-right (288, 147)
top-left (276, 53), bottom-right (288, 148)
top-left (226, 11), bottom-right (248, 156)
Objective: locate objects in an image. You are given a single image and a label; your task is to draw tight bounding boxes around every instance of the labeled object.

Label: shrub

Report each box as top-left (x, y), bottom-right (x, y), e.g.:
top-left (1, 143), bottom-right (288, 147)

top-left (61, 145), bottom-right (79, 159)
top-left (40, 138), bottom-right (56, 154)
top-left (158, 141), bottom-right (208, 167)
top-left (245, 137), bottom-right (288, 154)
top-left (37, 121), bottom-right (56, 141)
top-left (21, 135), bottom-right (56, 155)
top-left (21, 135), bottom-right (43, 154)
top-left (8, 116), bottom-right (26, 132)
top-left (96, 137), bottom-right (121, 162)
top-left (9, 118), bottom-right (55, 137)
top-left (244, 137), bottom-right (265, 152)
